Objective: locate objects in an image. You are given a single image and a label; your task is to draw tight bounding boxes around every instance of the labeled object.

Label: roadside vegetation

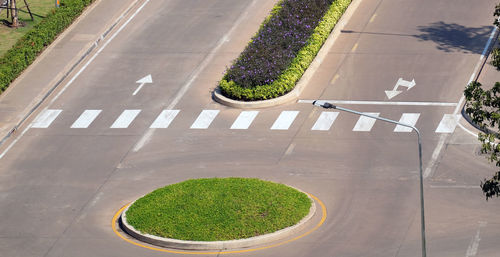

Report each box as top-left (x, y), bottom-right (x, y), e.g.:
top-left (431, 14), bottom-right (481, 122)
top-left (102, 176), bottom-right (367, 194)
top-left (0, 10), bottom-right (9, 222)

top-left (463, 3), bottom-right (500, 200)
top-left (219, 0), bottom-right (351, 101)
top-left (0, 0), bottom-right (94, 93)
top-left (125, 178), bottom-right (312, 241)
top-left (0, 0), bottom-right (55, 56)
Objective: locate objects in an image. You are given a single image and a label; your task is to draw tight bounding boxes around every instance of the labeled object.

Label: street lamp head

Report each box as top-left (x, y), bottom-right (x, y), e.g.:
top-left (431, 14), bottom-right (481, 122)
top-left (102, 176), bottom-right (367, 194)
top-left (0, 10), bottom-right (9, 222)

top-left (312, 100), bottom-right (336, 109)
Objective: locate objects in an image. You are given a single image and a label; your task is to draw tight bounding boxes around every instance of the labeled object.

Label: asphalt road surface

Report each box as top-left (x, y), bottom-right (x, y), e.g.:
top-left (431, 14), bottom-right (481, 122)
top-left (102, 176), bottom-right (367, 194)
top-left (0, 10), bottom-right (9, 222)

top-left (0, 0), bottom-right (499, 256)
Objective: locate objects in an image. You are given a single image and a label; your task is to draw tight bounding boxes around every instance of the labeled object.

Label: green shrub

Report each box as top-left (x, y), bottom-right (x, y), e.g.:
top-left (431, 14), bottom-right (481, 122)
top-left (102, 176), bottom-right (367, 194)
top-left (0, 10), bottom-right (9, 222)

top-left (0, 0), bottom-right (95, 93)
top-left (491, 47), bottom-right (500, 70)
top-left (219, 0), bottom-right (351, 101)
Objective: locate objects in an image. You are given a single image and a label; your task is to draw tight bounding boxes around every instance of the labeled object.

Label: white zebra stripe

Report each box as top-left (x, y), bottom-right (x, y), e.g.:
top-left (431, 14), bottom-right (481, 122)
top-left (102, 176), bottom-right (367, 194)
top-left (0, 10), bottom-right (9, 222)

top-left (352, 113), bottom-right (379, 132)
top-left (150, 110), bottom-right (180, 129)
top-left (31, 109), bottom-right (62, 128)
top-left (231, 111), bottom-right (259, 130)
top-left (71, 110), bottom-right (102, 128)
top-left (191, 110), bottom-right (219, 129)
top-left (311, 112), bottom-right (339, 131)
top-left (111, 110), bottom-right (141, 128)
top-left (271, 111), bottom-right (299, 130)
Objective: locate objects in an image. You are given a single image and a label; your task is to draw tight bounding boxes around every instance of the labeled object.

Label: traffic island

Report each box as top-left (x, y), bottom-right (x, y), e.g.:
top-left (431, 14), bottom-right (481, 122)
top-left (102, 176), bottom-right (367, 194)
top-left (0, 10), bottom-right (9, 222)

top-left (120, 178), bottom-right (316, 250)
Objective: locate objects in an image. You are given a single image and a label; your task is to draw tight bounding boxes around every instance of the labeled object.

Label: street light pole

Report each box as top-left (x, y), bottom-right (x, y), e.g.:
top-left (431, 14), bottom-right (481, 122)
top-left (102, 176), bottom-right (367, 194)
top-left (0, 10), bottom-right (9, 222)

top-left (312, 100), bottom-right (427, 257)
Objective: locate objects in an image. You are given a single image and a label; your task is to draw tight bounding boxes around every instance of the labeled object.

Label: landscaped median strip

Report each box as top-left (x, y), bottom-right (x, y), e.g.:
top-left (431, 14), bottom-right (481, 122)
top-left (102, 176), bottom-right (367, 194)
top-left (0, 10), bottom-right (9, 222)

top-left (0, 0), bottom-right (95, 93)
top-left (218, 0), bottom-right (351, 101)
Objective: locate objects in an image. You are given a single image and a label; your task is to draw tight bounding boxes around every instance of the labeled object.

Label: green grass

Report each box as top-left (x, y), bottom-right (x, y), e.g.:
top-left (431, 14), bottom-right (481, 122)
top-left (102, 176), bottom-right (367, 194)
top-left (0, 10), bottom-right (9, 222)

top-left (125, 178), bottom-right (312, 241)
top-left (0, 0), bottom-right (55, 57)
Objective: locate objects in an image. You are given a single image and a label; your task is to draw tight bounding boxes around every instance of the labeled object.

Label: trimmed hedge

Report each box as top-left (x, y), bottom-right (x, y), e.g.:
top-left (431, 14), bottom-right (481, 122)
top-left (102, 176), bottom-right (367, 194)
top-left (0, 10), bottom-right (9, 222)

top-left (0, 0), bottom-right (95, 94)
top-left (220, 0), bottom-right (351, 101)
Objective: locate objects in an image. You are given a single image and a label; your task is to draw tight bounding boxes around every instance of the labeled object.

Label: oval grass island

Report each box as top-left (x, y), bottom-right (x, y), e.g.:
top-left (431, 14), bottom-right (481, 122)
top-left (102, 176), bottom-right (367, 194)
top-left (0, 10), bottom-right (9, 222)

top-left (120, 178), bottom-right (315, 250)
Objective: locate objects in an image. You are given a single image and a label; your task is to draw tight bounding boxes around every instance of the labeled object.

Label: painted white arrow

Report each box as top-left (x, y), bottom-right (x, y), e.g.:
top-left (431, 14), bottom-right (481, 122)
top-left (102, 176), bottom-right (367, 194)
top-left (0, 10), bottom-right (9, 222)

top-left (133, 74), bottom-right (153, 95)
top-left (385, 78), bottom-right (416, 99)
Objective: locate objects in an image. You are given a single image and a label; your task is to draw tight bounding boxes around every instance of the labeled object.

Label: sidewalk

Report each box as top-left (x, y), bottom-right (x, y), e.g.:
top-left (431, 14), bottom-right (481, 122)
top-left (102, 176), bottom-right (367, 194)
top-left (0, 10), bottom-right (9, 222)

top-left (459, 33), bottom-right (500, 136)
top-left (0, 0), bottom-right (140, 144)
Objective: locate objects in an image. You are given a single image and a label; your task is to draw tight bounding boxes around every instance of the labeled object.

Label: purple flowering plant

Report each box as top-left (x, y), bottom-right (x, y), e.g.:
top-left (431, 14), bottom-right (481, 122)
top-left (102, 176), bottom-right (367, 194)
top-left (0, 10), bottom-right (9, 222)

top-left (225, 0), bottom-right (334, 88)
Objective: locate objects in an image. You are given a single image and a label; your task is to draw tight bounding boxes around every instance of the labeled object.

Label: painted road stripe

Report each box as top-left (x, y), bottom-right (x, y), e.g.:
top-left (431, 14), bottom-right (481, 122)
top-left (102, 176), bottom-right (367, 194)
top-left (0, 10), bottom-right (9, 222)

top-left (31, 109), bottom-right (62, 128)
top-left (299, 99), bottom-right (457, 107)
top-left (111, 110), bottom-right (141, 128)
top-left (394, 113), bottom-right (420, 132)
top-left (191, 110), bottom-right (219, 129)
top-left (71, 110), bottom-right (102, 128)
top-left (231, 111), bottom-right (259, 130)
top-left (352, 113), bottom-right (379, 131)
top-left (271, 111), bottom-right (299, 130)
top-left (435, 114), bottom-right (461, 133)
top-left (150, 110), bottom-right (180, 128)
top-left (312, 112), bottom-right (339, 131)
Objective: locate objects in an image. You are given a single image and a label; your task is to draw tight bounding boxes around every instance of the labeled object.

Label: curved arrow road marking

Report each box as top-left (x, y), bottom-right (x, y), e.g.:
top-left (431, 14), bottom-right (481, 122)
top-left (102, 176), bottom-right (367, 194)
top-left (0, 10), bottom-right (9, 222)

top-left (385, 78), bottom-right (416, 99)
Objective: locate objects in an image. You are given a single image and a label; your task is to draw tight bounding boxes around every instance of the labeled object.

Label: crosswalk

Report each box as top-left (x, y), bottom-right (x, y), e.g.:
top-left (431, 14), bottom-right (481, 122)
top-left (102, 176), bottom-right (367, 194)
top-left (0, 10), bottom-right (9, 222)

top-left (29, 109), bottom-right (462, 134)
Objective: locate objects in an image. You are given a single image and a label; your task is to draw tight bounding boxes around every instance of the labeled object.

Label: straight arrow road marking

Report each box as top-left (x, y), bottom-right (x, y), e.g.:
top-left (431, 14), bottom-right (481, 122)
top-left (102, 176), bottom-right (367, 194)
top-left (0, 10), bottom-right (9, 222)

top-left (353, 113), bottom-right (379, 131)
top-left (71, 110), bottom-right (102, 128)
top-left (394, 113), bottom-right (420, 132)
top-left (191, 110), bottom-right (219, 129)
top-left (111, 110), bottom-right (141, 128)
top-left (150, 110), bottom-right (180, 128)
top-left (385, 78), bottom-right (416, 99)
top-left (312, 112), bottom-right (339, 131)
top-left (271, 111), bottom-right (299, 130)
top-left (133, 75), bottom-right (153, 95)
top-left (231, 111), bottom-right (259, 130)
top-left (31, 109), bottom-right (62, 128)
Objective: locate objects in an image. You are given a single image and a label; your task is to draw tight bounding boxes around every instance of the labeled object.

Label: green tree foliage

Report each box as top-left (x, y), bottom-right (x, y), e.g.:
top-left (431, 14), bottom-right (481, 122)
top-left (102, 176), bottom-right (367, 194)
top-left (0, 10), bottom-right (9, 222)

top-left (494, 3), bottom-right (500, 29)
top-left (0, 0), bottom-right (95, 93)
top-left (464, 81), bottom-right (500, 200)
top-left (493, 4), bottom-right (500, 69)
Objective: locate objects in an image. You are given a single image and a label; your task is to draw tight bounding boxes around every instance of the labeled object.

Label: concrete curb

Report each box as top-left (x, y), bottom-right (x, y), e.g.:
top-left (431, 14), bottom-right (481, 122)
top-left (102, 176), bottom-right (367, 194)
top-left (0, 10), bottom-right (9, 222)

top-left (120, 190), bottom-right (317, 250)
top-left (461, 28), bottom-right (500, 136)
top-left (212, 0), bottom-right (362, 109)
top-left (0, 0), bottom-right (141, 147)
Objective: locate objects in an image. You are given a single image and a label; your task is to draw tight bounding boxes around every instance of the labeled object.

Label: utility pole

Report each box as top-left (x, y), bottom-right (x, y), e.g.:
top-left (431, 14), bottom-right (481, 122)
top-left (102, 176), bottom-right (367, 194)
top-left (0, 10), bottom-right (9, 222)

top-left (10, 0), bottom-right (18, 28)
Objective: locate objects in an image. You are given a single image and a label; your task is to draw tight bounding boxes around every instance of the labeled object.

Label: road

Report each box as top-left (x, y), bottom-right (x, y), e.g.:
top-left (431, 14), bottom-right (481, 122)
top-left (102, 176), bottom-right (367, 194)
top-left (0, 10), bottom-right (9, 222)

top-left (0, 0), bottom-right (499, 256)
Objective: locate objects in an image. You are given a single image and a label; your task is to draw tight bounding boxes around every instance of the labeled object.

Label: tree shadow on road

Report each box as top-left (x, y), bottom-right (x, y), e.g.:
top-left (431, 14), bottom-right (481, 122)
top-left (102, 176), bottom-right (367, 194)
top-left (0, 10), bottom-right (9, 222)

top-left (414, 21), bottom-right (493, 54)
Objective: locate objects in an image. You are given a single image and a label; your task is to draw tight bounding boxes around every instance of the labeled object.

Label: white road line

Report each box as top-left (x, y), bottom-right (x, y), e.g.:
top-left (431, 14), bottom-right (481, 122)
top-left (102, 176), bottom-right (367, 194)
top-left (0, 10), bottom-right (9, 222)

top-left (149, 110), bottom-right (180, 129)
top-left (298, 99), bottom-right (457, 106)
top-left (311, 112), bottom-right (339, 131)
top-left (71, 110), bottom-right (102, 128)
top-left (31, 109), bottom-right (63, 128)
top-left (190, 110), bottom-right (219, 129)
top-left (429, 185), bottom-right (480, 189)
top-left (132, 0), bottom-right (258, 152)
top-left (436, 114), bottom-right (461, 133)
top-left (394, 113), bottom-right (420, 132)
top-left (271, 111), bottom-right (299, 130)
top-left (425, 26), bottom-right (497, 179)
top-left (110, 110), bottom-right (141, 128)
top-left (231, 111), bottom-right (259, 130)
top-left (0, 125), bottom-right (31, 159)
top-left (353, 113), bottom-right (379, 131)
top-left (50, 0), bottom-right (151, 104)
top-left (466, 222), bottom-right (487, 257)
top-left (0, 0), bottom-right (151, 159)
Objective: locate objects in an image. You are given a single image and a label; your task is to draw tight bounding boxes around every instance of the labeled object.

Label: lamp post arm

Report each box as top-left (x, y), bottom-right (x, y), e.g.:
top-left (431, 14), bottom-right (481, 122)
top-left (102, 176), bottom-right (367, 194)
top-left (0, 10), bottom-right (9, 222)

top-left (312, 100), bottom-right (426, 257)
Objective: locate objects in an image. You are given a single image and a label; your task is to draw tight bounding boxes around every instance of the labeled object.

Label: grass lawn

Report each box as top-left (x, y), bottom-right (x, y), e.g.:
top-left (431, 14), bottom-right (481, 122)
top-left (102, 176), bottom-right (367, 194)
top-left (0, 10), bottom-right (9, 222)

top-left (125, 178), bottom-right (312, 241)
top-left (0, 0), bottom-right (55, 56)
